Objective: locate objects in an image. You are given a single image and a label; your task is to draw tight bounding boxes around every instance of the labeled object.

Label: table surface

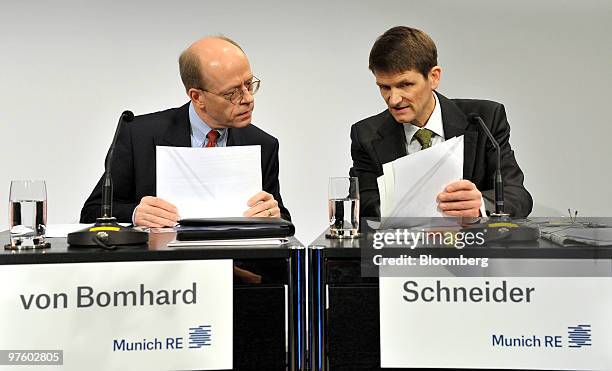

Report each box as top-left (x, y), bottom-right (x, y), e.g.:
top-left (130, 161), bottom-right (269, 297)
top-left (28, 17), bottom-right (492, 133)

top-left (309, 218), bottom-right (612, 259)
top-left (0, 231), bottom-right (303, 265)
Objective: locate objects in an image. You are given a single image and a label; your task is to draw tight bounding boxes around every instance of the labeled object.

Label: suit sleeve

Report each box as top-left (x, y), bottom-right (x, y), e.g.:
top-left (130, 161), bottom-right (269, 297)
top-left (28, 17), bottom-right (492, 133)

top-left (79, 122), bottom-right (138, 223)
top-left (481, 104), bottom-right (533, 217)
top-left (262, 138), bottom-right (291, 221)
top-left (349, 124), bottom-right (381, 218)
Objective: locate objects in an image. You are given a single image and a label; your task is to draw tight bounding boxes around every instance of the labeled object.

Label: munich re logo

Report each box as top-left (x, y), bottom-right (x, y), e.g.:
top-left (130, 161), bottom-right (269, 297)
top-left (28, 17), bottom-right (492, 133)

top-left (188, 325), bottom-right (212, 348)
top-left (567, 324), bottom-right (591, 348)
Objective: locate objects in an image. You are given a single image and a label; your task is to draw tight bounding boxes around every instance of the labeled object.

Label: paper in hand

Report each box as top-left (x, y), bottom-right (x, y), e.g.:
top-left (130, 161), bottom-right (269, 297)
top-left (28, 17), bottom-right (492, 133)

top-left (156, 145), bottom-right (261, 218)
top-left (378, 136), bottom-right (464, 218)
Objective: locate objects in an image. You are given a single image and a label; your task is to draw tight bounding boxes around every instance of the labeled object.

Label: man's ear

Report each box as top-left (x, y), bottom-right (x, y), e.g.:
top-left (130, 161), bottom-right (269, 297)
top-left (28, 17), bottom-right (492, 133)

top-left (429, 66), bottom-right (442, 90)
top-left (188, 88), bottom-right (206, 111)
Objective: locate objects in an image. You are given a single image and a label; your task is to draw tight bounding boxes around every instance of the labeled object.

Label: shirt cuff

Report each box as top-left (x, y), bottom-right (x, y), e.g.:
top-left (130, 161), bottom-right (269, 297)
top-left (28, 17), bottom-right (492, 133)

top-left (479, 196), bottom-right (487, 217)
top-left (131, 206), bottom-right (138, 225)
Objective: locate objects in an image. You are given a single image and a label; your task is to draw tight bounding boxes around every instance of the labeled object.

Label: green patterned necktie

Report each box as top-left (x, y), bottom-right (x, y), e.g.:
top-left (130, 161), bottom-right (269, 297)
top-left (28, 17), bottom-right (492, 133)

top-left (413, 128), bottom-right (435, 150)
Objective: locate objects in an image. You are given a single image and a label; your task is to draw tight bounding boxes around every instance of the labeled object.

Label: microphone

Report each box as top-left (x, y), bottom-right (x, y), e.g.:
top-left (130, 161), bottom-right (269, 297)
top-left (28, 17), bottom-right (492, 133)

top-left (462, 113), bottom-right (539, 243)
top-left (102, 111), bottom-right (134, 218)
top-left (467, 113), bottom-right (505, 216)
top-left (68, 110), bottom-right (148, 249)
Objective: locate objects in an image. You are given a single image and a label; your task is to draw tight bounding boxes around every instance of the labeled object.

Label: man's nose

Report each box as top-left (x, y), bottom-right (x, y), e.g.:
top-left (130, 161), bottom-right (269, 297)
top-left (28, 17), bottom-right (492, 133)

top-left (387, 90), bottom-right (402, 106)
top-left (240, 88), bottom-right (254, 104)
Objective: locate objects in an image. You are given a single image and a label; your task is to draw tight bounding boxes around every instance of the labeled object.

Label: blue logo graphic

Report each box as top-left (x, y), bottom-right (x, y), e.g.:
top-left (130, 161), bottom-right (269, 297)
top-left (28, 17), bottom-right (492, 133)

top-left (567, 324), bottom-right (591, 348)
top-left (188, 325), bottom-right (212, 348)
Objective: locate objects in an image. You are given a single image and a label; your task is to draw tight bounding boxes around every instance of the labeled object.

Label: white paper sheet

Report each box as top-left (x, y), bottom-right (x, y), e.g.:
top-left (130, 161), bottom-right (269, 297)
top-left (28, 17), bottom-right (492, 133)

top-left (45, 224), bottom-right (93, 237)
top-left (378, 136), bottom-right (464, 218)
top-left (156, 145), bottom-right (261, 218)
top-left (377, 162), bottom-right (395, 219)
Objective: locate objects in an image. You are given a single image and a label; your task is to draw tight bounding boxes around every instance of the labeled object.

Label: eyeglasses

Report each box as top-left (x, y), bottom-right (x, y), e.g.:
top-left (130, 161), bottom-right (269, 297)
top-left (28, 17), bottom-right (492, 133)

top-left (197, 76), bottom-right (261, 105)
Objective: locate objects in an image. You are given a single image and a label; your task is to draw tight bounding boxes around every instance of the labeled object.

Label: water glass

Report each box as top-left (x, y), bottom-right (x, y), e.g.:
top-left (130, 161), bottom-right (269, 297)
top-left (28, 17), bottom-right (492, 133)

top-left (328, 177), bottom-right (360, 238)
top-left (7, 180), bottom-right (48, 249)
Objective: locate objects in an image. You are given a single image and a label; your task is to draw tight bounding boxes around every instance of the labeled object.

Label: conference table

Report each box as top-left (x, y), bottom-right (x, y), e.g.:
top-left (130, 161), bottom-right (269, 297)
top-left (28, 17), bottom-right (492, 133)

top-left (308, 218), bottom-right (612, 370)
top-left (0, 230), bottom-right (306, 371)
top-left (3, 218), bottom-right (612, 370)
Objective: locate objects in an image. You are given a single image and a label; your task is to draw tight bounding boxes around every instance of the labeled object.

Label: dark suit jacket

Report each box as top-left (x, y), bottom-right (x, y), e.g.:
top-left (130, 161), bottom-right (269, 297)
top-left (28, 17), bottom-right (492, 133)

top-left (80, 103), bottom-right (291, 223)
top-left (349, 92), bottom-right (532, 218)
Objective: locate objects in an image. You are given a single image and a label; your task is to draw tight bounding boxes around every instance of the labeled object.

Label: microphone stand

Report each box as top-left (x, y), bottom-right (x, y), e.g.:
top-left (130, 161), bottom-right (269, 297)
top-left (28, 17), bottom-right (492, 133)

top-left (67, 111), bottom-right (148, 249)
top-left (463, 114), bottom-right (539, 243)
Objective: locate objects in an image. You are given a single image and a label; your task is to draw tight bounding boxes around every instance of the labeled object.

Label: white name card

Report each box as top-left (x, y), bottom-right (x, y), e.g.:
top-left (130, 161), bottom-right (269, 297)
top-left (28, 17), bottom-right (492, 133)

top-left (380, 277), bottom-right (612, 370)
top-left (0, 259), bottom-right (233, 371)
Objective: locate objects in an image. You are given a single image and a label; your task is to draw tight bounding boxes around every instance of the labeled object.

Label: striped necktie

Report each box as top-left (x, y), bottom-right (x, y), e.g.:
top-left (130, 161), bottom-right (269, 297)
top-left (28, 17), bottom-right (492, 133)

top-left (205, 130), bottom-right (220, 147)
top-left (413, 128), bottom-right (434, 150)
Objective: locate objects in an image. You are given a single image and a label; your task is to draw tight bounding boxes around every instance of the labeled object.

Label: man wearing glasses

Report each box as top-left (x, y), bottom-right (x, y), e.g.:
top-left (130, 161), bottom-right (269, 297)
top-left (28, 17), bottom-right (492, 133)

top-left (80, 36), bottom-right (290, 226)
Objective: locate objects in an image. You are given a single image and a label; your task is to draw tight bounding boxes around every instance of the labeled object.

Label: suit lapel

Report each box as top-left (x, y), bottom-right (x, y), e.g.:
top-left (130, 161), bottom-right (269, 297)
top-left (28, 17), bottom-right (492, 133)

top-left (157, 103), bottom-right (192, 147)
top-left (226, 128), bottom-right (246, 146)
top-left (437, 92), bottom-right (477, 180)
top-left (372, 111), bottom-right (407, 166)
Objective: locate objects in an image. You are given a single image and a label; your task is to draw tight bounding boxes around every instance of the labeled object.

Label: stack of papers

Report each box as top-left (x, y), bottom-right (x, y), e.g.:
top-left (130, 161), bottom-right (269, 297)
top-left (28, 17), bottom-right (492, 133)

top-left (156, 145), bottom-right (261, 218)
top-left (377, 136), bottom-right (464, 219)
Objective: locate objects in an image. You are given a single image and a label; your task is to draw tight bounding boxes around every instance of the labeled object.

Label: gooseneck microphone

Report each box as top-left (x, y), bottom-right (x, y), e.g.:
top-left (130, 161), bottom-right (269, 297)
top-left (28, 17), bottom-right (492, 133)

top-left (68, 110), bottom-right (148, 249)
top-left (102, 110), bottom-right (134, 218)
top-left (467, 113), bottom-right (505, 216)
top-left (463, 113), bottom-right (539, 243)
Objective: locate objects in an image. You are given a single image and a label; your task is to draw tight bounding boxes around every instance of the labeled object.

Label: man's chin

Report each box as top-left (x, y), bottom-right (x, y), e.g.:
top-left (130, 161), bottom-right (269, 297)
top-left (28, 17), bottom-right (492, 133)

top-left (389, 111), bottom-right (414, 124)
top-left (231, 117), bottom-right (252, 128)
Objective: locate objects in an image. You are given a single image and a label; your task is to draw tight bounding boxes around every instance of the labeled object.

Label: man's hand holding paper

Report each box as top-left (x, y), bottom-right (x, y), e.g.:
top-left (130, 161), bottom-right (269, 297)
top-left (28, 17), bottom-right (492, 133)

top-left (243, 191), bottom-right (281, 218)
top-left (436, 179), bottom-right (482, 217)
top-left (138, 145), bottom-right (280, 226)
top-left (134, 196), bottom-right (180, 227)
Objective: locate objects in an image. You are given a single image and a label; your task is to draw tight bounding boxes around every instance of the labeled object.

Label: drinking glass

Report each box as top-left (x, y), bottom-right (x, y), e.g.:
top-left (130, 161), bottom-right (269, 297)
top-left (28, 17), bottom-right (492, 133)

top-left (7, 180), bottom-right (48, 249)
top-left (328, 177), bottom-right (359, 238)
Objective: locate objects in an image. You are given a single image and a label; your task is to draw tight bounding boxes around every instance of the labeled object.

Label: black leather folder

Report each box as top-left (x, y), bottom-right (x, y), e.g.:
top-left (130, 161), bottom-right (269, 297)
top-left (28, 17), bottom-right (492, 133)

top-left (176, 217), bottom-right (295, 241)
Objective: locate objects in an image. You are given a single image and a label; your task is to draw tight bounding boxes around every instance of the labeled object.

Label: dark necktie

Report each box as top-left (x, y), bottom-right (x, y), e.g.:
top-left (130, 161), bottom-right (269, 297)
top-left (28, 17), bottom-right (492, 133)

top-left (205, 130), bottom-right (220, 147)
top-left (413, 128), bottom-right (434, 150)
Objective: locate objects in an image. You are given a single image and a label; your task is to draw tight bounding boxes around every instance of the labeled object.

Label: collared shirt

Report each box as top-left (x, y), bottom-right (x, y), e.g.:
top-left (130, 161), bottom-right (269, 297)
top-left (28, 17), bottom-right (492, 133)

top-left (189, 102), bottom-right (228, 147)
top-left (403, 92), bottom-right (445, 154)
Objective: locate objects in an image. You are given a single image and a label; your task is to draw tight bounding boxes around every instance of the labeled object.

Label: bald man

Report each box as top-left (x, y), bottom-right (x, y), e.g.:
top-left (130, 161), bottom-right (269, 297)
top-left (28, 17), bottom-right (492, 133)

top-left (80, 36), bottom-right (290, 226)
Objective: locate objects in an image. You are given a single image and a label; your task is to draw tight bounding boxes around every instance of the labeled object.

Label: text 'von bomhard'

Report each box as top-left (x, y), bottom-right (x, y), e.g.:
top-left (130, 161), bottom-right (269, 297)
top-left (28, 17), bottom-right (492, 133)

top-left (18, 283), bottom-right (198, 310)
